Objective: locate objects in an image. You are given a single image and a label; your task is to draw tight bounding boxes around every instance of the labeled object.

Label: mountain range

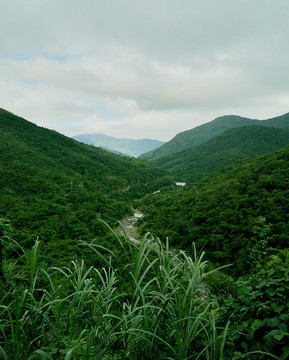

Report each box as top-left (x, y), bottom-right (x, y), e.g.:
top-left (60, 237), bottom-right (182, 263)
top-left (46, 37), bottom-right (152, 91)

top-left (73, 133), bottom-right (164, 157)
top-left (140, 112), bottom-right (289, 160)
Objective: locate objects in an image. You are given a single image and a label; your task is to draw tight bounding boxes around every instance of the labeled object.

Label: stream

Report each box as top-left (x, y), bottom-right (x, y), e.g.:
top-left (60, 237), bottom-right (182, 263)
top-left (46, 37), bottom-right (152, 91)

top-left (119, 183), bottom-right (185, 246)
top-left (119, 211), bottom-right (143, 245)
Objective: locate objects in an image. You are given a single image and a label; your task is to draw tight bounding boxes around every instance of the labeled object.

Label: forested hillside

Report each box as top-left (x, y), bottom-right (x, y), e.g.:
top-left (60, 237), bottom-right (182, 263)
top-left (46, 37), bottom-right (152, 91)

top-left (152, 126), bottom-right (289, 181)
top-left (140, 112), bottom-right (289, 160)
top-left (137, 144), bottom-right (289, 358)
top-left (0, 109), bottom-right (172, 265)
top-left (138, 145), bottom-right (289, 273)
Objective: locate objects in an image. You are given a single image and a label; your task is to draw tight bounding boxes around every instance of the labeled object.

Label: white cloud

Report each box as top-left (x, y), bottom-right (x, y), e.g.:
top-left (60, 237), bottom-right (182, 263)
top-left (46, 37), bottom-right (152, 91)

top-left (0, 0), bottom-right (289, 141)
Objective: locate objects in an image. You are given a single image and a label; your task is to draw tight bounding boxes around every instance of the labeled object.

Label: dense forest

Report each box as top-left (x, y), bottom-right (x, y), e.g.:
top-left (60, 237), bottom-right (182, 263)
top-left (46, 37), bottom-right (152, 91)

top-left (152, 125), bottom-right (289, 181)
top-left (138, 146), bottom-right (289, 273)
top-left (0, 109), bottom-right (288, 359)
top-left (137, 146), bottom-right (289, 358)
top-left (0, 109), bottom-right (172, 266)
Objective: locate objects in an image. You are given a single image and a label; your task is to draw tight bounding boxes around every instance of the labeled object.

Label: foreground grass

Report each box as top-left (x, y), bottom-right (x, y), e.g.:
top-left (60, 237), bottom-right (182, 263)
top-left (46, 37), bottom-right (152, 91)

top-left (0, 226), bottom-right (277, 360)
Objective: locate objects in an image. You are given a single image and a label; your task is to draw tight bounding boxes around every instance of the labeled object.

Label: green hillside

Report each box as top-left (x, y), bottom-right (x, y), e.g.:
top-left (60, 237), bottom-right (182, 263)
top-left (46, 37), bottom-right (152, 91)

top-left (0, 109), bottom-right (172, 264)
top-left (140, 112), bottom-right (289, 160)
top-left (73, 133), bottom-right (165, 157)
top-left (138, 145), bottom-right (289, 274)
top-left (1, 108), bottom-right (288, 359)
top-left (153, 126), bottom-right (289, 181)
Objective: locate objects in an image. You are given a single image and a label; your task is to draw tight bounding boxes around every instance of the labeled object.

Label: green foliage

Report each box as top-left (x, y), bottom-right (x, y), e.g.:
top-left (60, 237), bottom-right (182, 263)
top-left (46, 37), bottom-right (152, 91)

top-left (0, 231), bottom-right (236, 360)
top-left (138, 146), bottom-right (289, 274)
top-left (248, 216), bottom-right (276, 270)
top-left (206, 271), bottom-right (239, 301)
top-left (0, 109), bottom-right (172, 266)
top-left (140, 112), bottom-right (289, 160)
top-left (0, 218), bottom-right (13, 284)
top-left (152, 126), bottom-right (289, 181)
top-left (0, 108), bottom-right (287, 359)
top-left (223, 249), bottom-right (289, 359)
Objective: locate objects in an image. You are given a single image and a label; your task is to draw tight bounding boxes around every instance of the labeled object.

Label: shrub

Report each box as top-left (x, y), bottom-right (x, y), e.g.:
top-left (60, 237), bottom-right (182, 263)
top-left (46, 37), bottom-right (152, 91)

top-left (223, 249), bottom-right (289, 359)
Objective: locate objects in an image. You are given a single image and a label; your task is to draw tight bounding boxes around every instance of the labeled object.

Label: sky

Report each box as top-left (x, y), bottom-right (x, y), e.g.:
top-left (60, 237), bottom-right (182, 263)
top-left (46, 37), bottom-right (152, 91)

top-left (0, 0), bottom-right (289, 141)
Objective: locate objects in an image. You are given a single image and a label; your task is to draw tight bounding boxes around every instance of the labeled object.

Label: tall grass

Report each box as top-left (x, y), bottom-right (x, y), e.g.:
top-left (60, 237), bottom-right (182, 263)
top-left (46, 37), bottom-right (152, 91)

top-left (0, 224), bottom-right (271, 359)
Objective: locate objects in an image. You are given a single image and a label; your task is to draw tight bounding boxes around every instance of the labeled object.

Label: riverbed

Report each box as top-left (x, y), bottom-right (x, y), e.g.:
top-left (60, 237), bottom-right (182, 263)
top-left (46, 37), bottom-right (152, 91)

top-left (119, 211), bottom-right (143, 244)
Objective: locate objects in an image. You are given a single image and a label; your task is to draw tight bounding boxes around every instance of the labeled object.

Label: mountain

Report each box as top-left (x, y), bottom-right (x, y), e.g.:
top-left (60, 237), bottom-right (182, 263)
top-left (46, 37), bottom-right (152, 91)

top-left (73, 133), bottom-right (165, 157)
top-left (0, 109), bottom-right (172, 264)
top-left (1, 108), bottom-right (288, 359)
top-left (153, 126), bottom-right (289, 181)
top-left (140, 112), bottom-right (289, 160)
top-left (138, 145), bottom-right (289, 274)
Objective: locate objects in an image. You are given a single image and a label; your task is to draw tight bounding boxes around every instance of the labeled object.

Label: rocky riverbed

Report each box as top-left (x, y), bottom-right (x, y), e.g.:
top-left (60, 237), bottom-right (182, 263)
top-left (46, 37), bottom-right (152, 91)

top-left (119, 210), bottom-right (143, 245)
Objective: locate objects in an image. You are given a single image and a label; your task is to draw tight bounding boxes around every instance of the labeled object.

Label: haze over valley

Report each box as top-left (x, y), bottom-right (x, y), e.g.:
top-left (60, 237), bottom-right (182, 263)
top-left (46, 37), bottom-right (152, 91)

top-left (73, 133), bottom-right (165, 157)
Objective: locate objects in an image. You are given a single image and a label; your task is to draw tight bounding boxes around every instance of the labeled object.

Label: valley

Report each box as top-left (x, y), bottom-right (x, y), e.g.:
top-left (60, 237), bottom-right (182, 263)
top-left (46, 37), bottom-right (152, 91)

top-left (118, 209), bottom-right (143, 245)
top-left (0, 109), bottom-right (288, 359)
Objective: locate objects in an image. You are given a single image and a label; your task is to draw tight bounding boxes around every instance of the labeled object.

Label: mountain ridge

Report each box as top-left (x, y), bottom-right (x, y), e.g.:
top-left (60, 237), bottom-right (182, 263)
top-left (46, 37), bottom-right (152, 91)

top-left (73, 133), bottom-right (165, 157)
top-left (140, 112), bottom-right (289, 160)
top-left (153, 125), bottom-right (289, 181)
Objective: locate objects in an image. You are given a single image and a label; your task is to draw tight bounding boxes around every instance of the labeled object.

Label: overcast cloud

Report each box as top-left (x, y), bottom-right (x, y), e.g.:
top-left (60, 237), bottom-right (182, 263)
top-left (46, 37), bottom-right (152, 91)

top-left (1, 0), bottom-right (289, 140)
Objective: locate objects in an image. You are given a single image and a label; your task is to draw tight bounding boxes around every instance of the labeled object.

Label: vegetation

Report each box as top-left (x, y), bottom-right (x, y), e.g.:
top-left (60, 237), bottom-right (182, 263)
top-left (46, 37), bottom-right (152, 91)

top-left (152, 126), bottom-right (289, 181)
top-left (0, 229), bottom-right (232, 360)
top-left (1, 223), bottom-right (285, 359)
top-left (0, 109), bottom-right (172, 265)
top-left (1, 108), bottom-right (288, 359)
top-left (223, 248), bottom-right (289, 359)
top-left (140, 112), bottom-right (289, 160)
top-left (138, 146), bottom-right (289, 274)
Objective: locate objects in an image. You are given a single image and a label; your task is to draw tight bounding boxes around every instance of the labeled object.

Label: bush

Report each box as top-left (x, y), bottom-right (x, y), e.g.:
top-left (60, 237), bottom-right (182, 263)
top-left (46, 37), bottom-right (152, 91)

top-left (223, 249), bottom-right (289, 359)
top-left (0, 231), bottom-right (232, 360)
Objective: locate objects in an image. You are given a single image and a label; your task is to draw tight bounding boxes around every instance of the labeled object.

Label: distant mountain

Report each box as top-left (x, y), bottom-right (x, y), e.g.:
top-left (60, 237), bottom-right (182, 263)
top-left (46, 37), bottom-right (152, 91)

top-left (99, 145), bottom-right (124, 156)
top-left (0, 109), bottom-right (171, 264)
top-left (73, 133), bottom-right (165, 157)
top-left (153, 126), bottom-right (289, 181)
top-left (140, 112), bottom-right (289, 160)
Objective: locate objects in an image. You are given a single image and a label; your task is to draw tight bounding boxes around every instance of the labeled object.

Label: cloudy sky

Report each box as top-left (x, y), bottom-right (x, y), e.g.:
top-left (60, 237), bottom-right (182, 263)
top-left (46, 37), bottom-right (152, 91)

top-left (1, 0), bottom-right (289, 141)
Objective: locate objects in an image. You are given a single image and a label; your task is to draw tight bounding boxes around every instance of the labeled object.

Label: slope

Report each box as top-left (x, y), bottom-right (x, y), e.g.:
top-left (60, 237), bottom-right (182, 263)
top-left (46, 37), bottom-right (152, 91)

top-left (138, 145), bottom-right (289, 274)
top-left (153, 126), bottom-right (289, 181)
top-left (140, 112), bottom-right (289, 160)
top-left (0, 109), bottom-right (172, 265)
top-left (73, 133), bottom-right (165, 157)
